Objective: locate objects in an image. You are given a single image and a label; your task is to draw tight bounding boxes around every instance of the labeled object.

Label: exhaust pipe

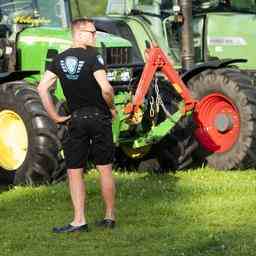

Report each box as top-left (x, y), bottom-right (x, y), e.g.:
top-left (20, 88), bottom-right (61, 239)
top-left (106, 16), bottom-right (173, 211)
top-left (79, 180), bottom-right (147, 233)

top-left (180, 0), bottom-right (195, 71)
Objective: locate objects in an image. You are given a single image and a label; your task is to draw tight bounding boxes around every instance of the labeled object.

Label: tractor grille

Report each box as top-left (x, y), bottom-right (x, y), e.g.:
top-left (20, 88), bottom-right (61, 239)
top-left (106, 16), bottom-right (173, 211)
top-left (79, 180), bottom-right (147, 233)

top-left (106, 47), bottom-right (131, 65)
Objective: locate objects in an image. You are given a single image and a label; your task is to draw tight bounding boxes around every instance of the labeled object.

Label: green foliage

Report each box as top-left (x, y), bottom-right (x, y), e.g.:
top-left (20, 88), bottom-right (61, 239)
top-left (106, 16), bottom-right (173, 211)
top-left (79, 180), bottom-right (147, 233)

top-left (1, 169), bottom-right (256, 255)
top-left (70, 0), bottom-right (108, 18)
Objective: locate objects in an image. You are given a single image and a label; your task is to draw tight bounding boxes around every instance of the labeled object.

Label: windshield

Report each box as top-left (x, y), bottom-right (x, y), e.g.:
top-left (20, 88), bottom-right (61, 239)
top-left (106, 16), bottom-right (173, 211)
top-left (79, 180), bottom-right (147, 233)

top-left (0, 0), bottom-right (71, 28)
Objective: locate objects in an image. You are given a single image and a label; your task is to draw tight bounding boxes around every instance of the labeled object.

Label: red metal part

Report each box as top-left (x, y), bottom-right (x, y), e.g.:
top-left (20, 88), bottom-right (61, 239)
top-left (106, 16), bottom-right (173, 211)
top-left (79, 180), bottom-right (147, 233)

top-left (124, 45), bottom-right (196, 114)
top-left (194, 93), bottom-right (240, 153)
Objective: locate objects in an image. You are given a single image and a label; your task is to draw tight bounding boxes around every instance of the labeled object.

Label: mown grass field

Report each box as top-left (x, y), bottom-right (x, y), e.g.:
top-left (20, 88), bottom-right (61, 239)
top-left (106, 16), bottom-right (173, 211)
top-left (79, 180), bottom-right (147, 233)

top-left (1, 168), bottom-right (256, 256)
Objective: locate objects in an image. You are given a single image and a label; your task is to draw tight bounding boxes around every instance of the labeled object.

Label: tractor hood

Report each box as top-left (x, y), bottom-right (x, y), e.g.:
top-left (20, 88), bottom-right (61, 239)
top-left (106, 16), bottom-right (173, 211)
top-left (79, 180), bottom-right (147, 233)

top-left (17, 26), bottom-right (132, 76)
top-left (17, 27), bottom-right (133, 100)
top-left (18, 27), bottom-right (131, 51)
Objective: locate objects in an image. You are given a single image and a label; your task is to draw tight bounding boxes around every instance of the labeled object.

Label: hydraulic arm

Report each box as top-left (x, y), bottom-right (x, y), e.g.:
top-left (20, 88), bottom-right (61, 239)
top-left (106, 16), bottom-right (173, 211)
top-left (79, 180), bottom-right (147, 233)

top-left (124, 44), bottom-right (197, 118)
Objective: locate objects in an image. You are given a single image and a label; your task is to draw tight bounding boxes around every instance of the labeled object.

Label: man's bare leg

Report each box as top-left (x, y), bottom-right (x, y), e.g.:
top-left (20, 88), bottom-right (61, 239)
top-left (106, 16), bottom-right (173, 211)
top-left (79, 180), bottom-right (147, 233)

top-left (67, 168), bottom-right (86, 226)
top-left (96, 164), bottom-right (116, 220)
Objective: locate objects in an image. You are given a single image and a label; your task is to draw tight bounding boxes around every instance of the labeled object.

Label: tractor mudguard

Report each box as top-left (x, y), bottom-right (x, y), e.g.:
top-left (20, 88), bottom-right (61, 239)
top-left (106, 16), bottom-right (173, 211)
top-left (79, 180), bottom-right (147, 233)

top-left (182, 58), bottom-right (247, 83)
top-left (0, 71), bottom-right (39, 84)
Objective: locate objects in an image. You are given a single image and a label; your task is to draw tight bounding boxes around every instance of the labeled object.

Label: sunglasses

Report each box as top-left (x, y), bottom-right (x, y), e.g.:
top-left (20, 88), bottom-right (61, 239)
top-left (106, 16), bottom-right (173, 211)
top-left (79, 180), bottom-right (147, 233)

top-left (81, 30), bottom-right (97, 35)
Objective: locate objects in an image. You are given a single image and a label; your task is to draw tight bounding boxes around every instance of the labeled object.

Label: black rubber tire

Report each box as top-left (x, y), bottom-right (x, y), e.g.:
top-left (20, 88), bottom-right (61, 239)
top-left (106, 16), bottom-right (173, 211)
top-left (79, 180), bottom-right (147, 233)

top-left (0, 81), bottom-right (65, 185)
top-left (153, 115), bottom-right (197, 172)
top-left (187, 68), bottom-right (256, 170)
top-left (151, 79), bottom-right (197, 171)
top-left (0, 168), bottom-right (15, 184)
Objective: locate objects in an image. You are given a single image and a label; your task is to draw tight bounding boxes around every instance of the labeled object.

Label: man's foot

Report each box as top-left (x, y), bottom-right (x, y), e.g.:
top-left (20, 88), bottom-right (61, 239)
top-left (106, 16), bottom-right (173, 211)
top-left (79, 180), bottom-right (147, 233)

top-left (95, 219), bottom-right (115, 229)
top-left (52, 224), bottom-right (89, 233)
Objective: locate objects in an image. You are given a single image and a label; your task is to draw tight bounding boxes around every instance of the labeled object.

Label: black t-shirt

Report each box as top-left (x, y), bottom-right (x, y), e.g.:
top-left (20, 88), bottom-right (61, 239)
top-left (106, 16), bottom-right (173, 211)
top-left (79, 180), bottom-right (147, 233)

top-left (48, 47), bottom-right (110, 115)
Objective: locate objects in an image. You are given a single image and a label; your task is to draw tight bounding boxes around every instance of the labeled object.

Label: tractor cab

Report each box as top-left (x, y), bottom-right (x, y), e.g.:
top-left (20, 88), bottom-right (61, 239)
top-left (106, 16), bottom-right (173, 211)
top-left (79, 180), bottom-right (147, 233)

top-left (0, 0), bottom-right (72, 71)
top-left (0, 0), bottom-right (71, 30)
top-left (101, 0), bottom-right (177, 63)
top-left (0, 0), bottom-right (72, 41)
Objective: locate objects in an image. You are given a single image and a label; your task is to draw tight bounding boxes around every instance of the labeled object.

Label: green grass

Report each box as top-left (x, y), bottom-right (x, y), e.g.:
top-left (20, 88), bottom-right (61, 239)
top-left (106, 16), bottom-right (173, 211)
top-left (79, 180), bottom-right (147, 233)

top-left (1, 168), bottom-right (256, 256)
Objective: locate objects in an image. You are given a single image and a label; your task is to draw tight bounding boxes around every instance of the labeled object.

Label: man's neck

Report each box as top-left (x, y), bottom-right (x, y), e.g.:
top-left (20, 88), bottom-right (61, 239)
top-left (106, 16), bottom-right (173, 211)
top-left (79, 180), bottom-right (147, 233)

top-left (71, 42), bottom-right (87, 49)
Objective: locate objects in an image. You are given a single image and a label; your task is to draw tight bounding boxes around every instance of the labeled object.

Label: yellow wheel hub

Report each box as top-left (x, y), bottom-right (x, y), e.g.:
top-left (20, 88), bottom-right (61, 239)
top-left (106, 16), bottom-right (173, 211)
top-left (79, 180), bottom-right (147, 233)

top-left (0, 110), bottom-right (28, 171)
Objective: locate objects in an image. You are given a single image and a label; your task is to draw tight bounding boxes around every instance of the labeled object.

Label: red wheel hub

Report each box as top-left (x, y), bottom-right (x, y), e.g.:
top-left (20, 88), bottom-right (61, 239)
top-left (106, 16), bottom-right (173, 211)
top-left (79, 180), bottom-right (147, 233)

top-left (194, 93), bottom-right (240, 153)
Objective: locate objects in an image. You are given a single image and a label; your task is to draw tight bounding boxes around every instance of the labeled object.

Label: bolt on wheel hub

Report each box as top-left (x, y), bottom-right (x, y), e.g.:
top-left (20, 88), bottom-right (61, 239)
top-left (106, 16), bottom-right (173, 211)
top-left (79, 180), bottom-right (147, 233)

top-left (214, 113), bottom-right (233, 133)
top-left (194, 93), bottom-right (240, 153)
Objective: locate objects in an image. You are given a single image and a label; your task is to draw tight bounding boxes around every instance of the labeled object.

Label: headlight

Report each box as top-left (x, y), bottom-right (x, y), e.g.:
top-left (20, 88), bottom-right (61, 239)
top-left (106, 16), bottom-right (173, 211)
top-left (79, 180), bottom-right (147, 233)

top-left (107, 68), bottom-right (132, 82)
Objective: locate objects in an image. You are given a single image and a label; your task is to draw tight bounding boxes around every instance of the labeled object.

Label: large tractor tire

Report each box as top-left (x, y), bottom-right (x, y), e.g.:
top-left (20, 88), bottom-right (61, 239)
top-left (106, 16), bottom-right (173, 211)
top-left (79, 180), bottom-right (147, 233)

top-left (187, 68), bottom-right (256, 170)
top-left (150, 79), bottom-right (197, 172)
top-left (155, 118), bottom-right (197, 171)
top-left (0, 81), bottom-right (65, 185)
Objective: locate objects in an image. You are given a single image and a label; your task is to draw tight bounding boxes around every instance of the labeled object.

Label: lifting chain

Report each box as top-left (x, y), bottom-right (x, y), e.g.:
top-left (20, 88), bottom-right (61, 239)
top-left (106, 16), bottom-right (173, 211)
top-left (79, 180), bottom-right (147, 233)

top-left (149, 77), bottom-right (173, 120)
top-left (149, 77), bottom-right (161, 119)
top-left (149, 96), bottom-right (155, 118)
top-left (154, 77), bottom-right (172, 118)
top-left (154, 78), bottom-right (161, 114)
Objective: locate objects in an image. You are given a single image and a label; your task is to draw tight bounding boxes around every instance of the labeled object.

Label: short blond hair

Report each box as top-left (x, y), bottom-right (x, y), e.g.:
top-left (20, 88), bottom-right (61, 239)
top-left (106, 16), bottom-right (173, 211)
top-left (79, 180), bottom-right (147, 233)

top-left (71, 17), bottom-right (94, 33)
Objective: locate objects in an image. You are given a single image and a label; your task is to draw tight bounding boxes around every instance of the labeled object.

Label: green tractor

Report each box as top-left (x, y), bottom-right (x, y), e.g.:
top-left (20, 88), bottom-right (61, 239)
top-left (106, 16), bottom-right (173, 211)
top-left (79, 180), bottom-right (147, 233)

top-left (92, 0), bottom-right (256, 171)
top-left (0, 0), bottom-right (133, 185)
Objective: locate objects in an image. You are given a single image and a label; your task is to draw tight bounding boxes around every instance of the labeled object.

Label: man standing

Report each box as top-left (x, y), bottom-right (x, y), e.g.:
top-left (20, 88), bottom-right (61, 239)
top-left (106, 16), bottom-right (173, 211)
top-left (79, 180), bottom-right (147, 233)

top-left (38, 18), bottom-right (116, 233)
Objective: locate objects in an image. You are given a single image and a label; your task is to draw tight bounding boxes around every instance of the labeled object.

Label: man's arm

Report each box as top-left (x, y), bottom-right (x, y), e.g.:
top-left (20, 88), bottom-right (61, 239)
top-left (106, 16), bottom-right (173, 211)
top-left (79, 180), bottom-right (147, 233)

top-left (37, 70), bottom-right (70, 123)
top-left (93, 69), bottom-right (116, 118)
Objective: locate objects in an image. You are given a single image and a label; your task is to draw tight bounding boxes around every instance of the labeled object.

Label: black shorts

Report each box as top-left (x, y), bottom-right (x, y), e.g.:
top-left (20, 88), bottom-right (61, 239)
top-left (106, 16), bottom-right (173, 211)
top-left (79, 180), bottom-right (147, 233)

top-left (63, 108), bottom-right (114, 169)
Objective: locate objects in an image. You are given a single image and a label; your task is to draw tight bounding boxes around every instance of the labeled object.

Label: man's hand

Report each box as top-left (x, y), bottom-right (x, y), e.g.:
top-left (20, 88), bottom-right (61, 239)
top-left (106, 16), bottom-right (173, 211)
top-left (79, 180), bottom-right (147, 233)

top-left (54, 115), bottom-right (71, 124)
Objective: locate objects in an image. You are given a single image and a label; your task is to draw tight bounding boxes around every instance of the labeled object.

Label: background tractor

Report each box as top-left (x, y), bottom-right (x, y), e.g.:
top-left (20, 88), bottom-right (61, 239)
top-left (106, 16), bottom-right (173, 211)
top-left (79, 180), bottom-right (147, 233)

top-left (0, 0), bottom-right (133, 185)
top-left (92, 0), bottom-right (256, 171)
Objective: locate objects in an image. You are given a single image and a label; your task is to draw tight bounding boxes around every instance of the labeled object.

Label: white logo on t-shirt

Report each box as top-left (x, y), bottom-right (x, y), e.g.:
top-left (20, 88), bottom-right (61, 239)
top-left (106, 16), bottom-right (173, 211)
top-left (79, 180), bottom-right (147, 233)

top-left (60, 56), bottom-right (85, 80)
